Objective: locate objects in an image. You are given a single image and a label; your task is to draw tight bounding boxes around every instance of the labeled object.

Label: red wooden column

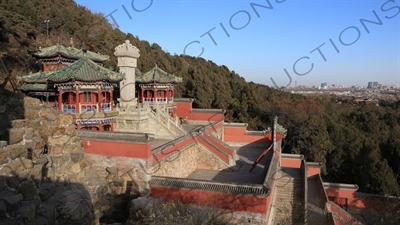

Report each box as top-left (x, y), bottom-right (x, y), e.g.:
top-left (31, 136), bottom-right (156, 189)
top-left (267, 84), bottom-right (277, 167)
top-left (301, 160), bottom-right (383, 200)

top-left (141, 88), bottom-right (144, 104)
top-left (154, 88), bottom-right (157, 104)
top-left (111, 121), bottom-right (114, 131)
top-left (98, 87), bottom-right (102, 112)
top-left (75, 88), bottom-right (80, 113)
top-left (166, 88), bottom-right (169, 103)
top-left (98, 122), bottom-right (103, 131)
top-left (109, 87), bottom-right (113, 111)
top-left (172, 89), bottom-right (175, 102)
top-left (58, 88), bottom-right (62, 111)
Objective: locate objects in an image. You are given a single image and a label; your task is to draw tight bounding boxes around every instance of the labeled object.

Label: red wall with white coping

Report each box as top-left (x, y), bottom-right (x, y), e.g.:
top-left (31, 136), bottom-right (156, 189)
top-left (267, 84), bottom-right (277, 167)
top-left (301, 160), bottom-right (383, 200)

top-left (82, 140), bottom-right (151, 159)
top-left (325, 188), bottom-right (381, 209)
top-left (172, 101), bottom-right (224, 121)
top-left (224, 126), bottom-right (284, 145)
top-left (152, 136), bottom-right (196, 163)
top-left (281, 158), bottom-right (302, 168)
top-left (150, 186), bottom-right (269, 215)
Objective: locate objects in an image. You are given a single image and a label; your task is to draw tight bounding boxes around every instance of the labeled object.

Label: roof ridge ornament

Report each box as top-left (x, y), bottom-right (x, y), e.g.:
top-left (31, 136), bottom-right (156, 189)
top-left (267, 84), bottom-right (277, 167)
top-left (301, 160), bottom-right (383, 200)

top-left (70, 38), bottom-right (74, 48)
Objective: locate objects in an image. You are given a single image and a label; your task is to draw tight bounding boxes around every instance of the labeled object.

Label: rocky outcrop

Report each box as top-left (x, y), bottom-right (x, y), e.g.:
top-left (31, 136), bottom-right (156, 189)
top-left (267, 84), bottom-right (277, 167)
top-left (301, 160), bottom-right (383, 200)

top-left (0, 96), bottom-right (148, 224)
top-left (0, 97), bottom-right (91, 224)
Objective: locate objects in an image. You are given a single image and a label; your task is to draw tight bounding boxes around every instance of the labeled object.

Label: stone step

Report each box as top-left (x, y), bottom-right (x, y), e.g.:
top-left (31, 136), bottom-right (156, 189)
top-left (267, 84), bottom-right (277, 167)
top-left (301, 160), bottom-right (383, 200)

top-left (276, 177), bottom-right (302, 180)
top-left (276, 191), bottom-right (302, 195)
top-left (276, 196), bottom-right (302, 200)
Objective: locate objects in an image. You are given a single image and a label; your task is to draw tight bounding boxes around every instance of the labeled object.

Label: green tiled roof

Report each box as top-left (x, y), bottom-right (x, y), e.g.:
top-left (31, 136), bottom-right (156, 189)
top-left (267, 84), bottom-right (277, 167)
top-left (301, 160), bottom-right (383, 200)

top-left (46, 56), bottom-right (124, 82)
top-left (136, 65), bottom-right (183, 83)
top-left (30, 44), bottom-right (109, 62)
top-left (18, 83), bottom-right (48, 91)
top-left (18, 57), bottom-right (124, 84)
top-left (17, 71), bottom-right (51, 84)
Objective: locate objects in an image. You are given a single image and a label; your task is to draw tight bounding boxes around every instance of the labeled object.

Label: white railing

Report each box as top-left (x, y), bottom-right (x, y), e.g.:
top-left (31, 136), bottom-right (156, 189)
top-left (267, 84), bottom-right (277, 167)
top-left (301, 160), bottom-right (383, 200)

top-left (157, 98), bottom-right (167, 103)
top-left (62, 104), bottom-right (77, 113)
top-left (144, 98), bottom-right (154, 104)
top-left (148, 105), bottom-right (186, 135)
top-left (80, 103), bottom-right (98, 113)
top-left (101, 102), bottom-right (111, 112)
top-left (143, 98), bottom-right (173, 104)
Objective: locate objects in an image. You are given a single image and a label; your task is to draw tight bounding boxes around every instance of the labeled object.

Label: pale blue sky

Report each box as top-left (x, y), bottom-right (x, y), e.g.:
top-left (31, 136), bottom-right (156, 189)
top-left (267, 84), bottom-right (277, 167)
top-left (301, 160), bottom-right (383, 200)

top-left (75, 0), bottom-right (400, 87)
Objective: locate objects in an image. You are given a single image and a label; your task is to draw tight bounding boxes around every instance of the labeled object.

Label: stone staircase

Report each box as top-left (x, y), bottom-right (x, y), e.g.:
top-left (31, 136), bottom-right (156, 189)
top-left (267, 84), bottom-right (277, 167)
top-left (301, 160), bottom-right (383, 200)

top-left (147, 104), bottom-right (187, 139)
top-left (273, 168), bottom-right (304, 225)
top-left (196, 134), bottom-right (236, 168)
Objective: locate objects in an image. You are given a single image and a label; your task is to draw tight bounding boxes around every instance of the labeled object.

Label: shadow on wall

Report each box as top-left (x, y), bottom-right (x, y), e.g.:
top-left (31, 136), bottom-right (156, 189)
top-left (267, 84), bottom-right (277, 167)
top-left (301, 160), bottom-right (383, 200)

top-left (0, 90), bottom-right (140, 224)
top-left (0, 174), bottom-right (94, 224)
top-left (326, 187), bottom-right (400, 225)
top-left (0, 87), bottom-right (25, 141)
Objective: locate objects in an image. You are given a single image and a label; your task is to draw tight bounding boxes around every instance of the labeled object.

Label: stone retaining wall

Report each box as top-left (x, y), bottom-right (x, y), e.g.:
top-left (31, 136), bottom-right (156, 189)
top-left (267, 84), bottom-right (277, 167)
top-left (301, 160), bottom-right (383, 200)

top-left (0, 97), bottom-right (148, 224)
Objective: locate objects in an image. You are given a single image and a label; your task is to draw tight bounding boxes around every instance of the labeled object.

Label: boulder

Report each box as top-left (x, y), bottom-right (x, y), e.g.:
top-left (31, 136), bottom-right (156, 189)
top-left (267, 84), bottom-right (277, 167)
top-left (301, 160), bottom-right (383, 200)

top-left (3, 193), bottom-right (23, 211)
top-left (0, 149), bottom-right (8, 165)
top-left (19, 203), bottom-right (36, 225)
top-left (18, 180), bottom-right (37, 200)
top-left (6, 144), bottom-right (26, 159)
top-left (10, 119), bottom-right (28, 129)
top-left (7, 128), bottom-right (25, 145)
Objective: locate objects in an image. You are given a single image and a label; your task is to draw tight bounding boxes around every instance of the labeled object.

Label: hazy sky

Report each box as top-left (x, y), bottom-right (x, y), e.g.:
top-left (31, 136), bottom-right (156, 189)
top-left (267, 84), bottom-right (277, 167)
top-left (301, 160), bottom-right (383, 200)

top-left (74, 0), bottom-right (400, 87)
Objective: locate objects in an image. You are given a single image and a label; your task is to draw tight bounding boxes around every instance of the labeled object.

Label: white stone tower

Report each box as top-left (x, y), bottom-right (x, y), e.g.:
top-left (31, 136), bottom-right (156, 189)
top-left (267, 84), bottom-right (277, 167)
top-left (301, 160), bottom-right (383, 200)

top-left (114, 40), bottom-right (140, 107)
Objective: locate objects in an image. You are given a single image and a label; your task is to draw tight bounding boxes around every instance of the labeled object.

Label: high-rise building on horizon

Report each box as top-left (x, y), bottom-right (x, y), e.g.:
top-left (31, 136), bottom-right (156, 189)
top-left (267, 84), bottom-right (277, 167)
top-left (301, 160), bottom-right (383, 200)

top-left (367, 81), bottom-right (379, 89)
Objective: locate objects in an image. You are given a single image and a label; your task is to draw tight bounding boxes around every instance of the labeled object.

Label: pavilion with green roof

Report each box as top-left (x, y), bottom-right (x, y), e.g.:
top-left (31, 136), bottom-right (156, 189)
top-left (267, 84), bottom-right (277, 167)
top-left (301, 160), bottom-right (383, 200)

top-left (18, 55), bottom-right (124, 131)
top-left (136, 64), bottom-right (183, 105)
top-left (28, 42), bottom-right (109, 72)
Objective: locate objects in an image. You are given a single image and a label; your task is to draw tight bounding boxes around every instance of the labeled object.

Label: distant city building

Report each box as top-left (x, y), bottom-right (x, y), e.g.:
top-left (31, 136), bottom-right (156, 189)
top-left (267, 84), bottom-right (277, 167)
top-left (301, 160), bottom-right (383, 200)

top-left (367, 81), bottom-right (379, 89)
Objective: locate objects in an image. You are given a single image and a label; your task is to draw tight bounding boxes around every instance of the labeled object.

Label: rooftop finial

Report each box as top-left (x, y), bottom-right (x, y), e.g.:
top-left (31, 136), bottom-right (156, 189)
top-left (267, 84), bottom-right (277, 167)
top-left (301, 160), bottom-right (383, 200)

top-left (82, 42), bottom-right (87, 56)
top-left (70, 38), bottom-right (74, 48)
top-left (57, 37), bottom-right (60, 45)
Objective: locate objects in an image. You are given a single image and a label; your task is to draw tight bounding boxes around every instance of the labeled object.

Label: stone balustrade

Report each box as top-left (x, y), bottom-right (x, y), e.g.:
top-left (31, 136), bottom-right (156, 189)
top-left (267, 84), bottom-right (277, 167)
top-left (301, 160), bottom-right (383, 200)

top-left (150, 176), bottom-right (269, 197)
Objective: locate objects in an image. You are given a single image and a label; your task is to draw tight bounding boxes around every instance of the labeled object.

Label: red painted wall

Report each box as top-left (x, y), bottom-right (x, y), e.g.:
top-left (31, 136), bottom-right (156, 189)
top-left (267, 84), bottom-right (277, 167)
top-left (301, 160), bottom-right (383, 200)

top-left (172, 101), bottom-right (224, 121)
top-left (153, 136), bottom-right (196, 163)
top-left (172, 102), bottom-right (192, 118)
top-left (197, 136), bottom-right (229, 163)
top-left (150, 186), bottom-right (268, 214)
top-left (330, 203), bottom-right (356, 225)
top-left (325, 188), bottom-right (356, 200)
top-left (325, 187), bottom-right (382, 209)
top-left (224, 126), bottom-right (283, 145)
top-left (187, 112), bottom-right (224, 121)
top-left (307, 167), bottom-right (321, 177)
top-left (281, 159), bottom-right (302, 168)
top-left (224, 126), bottom-right (246, 136)
top-left (203, 133), bottom-right (233, 157)
top-left (205, 120), bottom-right (223, 133)
top-left (82, 139), bottom-right (151, 159)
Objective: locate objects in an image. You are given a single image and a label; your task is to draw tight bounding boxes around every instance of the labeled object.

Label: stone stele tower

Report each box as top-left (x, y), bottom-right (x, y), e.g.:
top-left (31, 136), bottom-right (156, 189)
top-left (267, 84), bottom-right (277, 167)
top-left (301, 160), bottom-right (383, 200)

top-left (114, 40), bottom-right (140, 107)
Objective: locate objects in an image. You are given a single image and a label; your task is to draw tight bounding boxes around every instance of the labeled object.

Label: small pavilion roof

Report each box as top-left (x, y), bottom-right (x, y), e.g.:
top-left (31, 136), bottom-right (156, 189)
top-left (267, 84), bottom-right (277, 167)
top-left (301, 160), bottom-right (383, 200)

top-left (136, 65), bottom-right (182, 83)
top-left (17, 71), bottom-right (51, 84)
top-left (46, 56), bottom-right (124, 82)
top-left (17, 57), bottom-right (124, 84)
top-left (17, 83), bottom-right (48, 91)
top-left (30, 44), bottom-right (109, 62)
